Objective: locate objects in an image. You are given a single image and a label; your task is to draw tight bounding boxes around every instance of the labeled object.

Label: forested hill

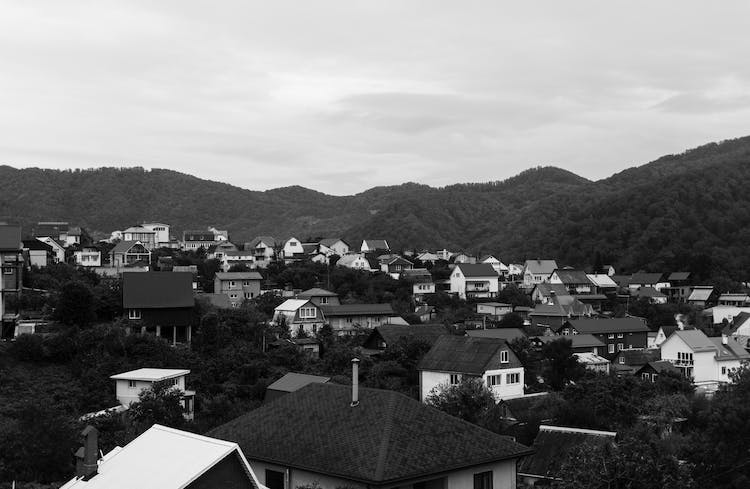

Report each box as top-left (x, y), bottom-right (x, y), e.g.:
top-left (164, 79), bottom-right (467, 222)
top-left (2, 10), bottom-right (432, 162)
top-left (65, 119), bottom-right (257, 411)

top-left (2, 135), bottom-right (750, 279)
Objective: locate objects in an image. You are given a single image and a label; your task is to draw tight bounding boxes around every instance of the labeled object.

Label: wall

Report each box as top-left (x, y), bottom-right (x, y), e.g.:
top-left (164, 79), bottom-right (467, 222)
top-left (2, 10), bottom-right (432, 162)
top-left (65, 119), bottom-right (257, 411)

top-left (444, 459), bottom-right (517, 489)
top-left (186, 452), bottom-right (258, 489)
top-left (483, 367), bottom-right (525, 399)
top-left (420, 370), bottom-right (452, 402)
top-left (115, 376), bottom-right (187, 406)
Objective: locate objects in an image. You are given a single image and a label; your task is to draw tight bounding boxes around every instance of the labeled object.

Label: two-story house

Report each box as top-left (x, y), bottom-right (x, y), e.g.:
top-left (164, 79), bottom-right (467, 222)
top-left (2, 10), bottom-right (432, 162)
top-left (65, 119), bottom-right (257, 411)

top-left (380, 256), bottom-right (413, 279)
top-left (660, 329), bottom-right (750, 393)
top-left (110, 367), bottom-right (195, 420)
top-left (318, 238), bottom-right (350, 257)
top-left (628, 272), bottom-right (670, 292)
top-left (122, 226), bottom-right (157, 250)
top-left (0, 225), bottom-right (23, 338)
top-left (282, 237), bottom-right (305, 263)
top-left (548, 269), bottom-right (594, 295)
top-left (208, 380), bottom-right (532, 489)
top-left (558, 318), bottom-right (651, 360)
top-left (522, 259), bottom-right (558, 289)
top-left (214, 272), bottom-right (263, 306)
top-left (273, 299), bottom-right (325, 337)
top-left (36, 235), bottom-right (66, 263)
top-left (74, 247), bottom-right (102, 267)
top-left (319, 303), bottom-right (397, 336)
top-left (476, 302), bottom-right (513, 319)
top-left (481, 255), bottom-right (509, 277)
top-left (182, 229), bottom-right (225, 251)
top-left (22, 239), bottom-right (53, 268)
top-left (141, 222), bottom-right (173, 248)
top-left (401, 268), bottom-right (436, 300)
top-left (123, 272), bottom-right (195, 344)
top-left (418, 335), bottom-right (525, 402)
top-left (450, 263), bottom-right (499, 300)
top-left (296, 287), bottom-right (341, 306)
top-left (245, 236), bottom-right (280, 267)
top-left (111, 240), bottom-right (152, 268)
top-left (336, 253), bottom-right (374, 271)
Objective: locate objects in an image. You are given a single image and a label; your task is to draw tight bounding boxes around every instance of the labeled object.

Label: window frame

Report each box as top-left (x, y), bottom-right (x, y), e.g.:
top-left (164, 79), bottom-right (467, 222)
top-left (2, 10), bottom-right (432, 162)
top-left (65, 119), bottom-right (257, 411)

top-left (128, 308), bottom-right (141, 320)
top-left (500, 350), bottom-right (509, 363)
top-left (473, 470), bottom-right (493, 489)
top-left (608, 344), bottom-right (615, 354)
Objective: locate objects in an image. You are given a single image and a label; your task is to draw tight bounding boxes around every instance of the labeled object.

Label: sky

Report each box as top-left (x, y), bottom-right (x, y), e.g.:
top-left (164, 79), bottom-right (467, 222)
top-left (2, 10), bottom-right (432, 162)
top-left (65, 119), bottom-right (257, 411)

top-left (1, 1), bottom-right (749, 195)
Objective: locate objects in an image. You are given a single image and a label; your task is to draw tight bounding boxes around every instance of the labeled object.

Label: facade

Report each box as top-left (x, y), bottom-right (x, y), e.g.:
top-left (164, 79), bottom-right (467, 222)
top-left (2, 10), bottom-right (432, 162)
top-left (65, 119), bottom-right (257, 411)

top-left (481, 255), bottom-right (509, 276)
top-left (110, 368), bottom-right (195, 420)
top-left (141, 222), bottom-right (171, 247)
top-left (246, 236), bottom-right (280, 267)
top-left (0, 225), bottom-right (23, 338)
top-left (319, 238), bottom-right (350, 257)
top-left (522, 259), bottom-right (558, 289)
top-left (22, 239), bottom-right (53, 268)
top-left (36, 236), bottom-right (66, 263)
top-left (548, 269), bottom-right (594, 294)
top-left (111, 240), bottom-right (152, 268)
top-left (476, 302), bottom-right (513, 318)
top-left (182, 229), bottom-right (225, 251)
top-left (74, 247), bottom-right (102, 267)
top-left (122, 226), bottom-right (157, 250)
top-left (282, 237), bottom-right (305, 261)
top-left (319, 303), bottom-right (396, 335)
top-left (336, 253), bottom-right (373, 271)
top-left (380, 256), bottom-right (413, 278)
top-left (273, 299), bottom-right (325, 337)
top-left (450, 263), bottom-right (499, 300)
top-left (214, 272), bottom-right (263, 307)
top-left (418, 335), bottom-right (525, 402)
top-left (221, 250), bottom-right (255, 271)
top-left (401, 268), bottom-right (435, 299)
top-left (296, 287), bottom-right (341, 306)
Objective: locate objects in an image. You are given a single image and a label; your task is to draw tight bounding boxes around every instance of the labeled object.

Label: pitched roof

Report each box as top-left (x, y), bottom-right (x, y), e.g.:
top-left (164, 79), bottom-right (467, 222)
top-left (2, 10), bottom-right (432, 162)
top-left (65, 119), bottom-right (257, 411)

top-left (401, 268), bottom-right (433, 282)
top-left (688, 286), bottom-right (714, 301)
top-left (110, 368), bottom-right (189, 382)
top-left (518, 425), bottom-right (616, 480)
top-left (566, 318), bottom-right (650, 334)
top-left (319, 303), bottom-right (394, 317)
top-left (629, 272), bottom-right (664, 285)
top-left (533, 283), bottom-right (570, 298)
top-left (386, 256), bottom-right (413, 266)
top-left (111, 240), bottom-right (147, 254)
top-left (0, 225), bottom-right (22, 251)
top-left (524, 259), bottom-right (558, 275)
top-left (275, 299), bottom-right (315, 312)
top-left (123, 226), bottom-right (155, 234)
top-left (456, 263), bottom-right (498, 278)
top-left (534, 334), bottom-right (605, 349)
top-left (297, 287), bottom-right (339, 298)
top-left (208, 383), bottom-right (531, 485)
top-left (668, 272), bottom-right (691, 281)
top-left (363, 239), bottom-right (389, 250)
top-left (636, 361), bottom-right (680, 376)
top-left (466, 328), bottom-right (526, 341)
top-left (319, 238), bottom-right (349, 247)
top-left (215, 272), bottom-right (263, 281)
top-left (552, 269), bottom-right (591, 285)
top-left (60, 424), bottom-right (260, 489)
top-left (708, 336), bottom-right (750, 361)
top-left (669, 329), bottom-right (716, 352)
top-left (22, 239), bottom-right (53, 251)
top-left (613, 348), bottom-right (661, 366)
top-left (634, 286), bottom-right (667, 299)
top-left (418, 335), bottom-right (521, 374)
top-left (266, 372), bottom-right (330, 393)
top-left (586, 274), bottom-right (618, 288)
top-left (247, 236), bottom-right (279, 248)
top-left (122, 272), bottom-right (194, 309)
top-left (367, 324), bottom-right (447, 347)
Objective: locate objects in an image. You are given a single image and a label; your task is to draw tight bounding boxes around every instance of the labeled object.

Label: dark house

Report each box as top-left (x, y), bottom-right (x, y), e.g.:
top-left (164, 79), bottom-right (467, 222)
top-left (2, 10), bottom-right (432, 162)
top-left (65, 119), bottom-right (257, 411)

top-left (559, 318), bottom-right (650, 360)
top-left (0, 225), bottom-right (23, 339)
top-left (531, 334), bottom-right (606, 356)
top-left (363, 323), bottom-right (447, 350)
top-left (208, 382), bottom-right (532, 489)
top-left (122, 272), bottom-right (194, 344)
top-left (635, 360), bottom-right (681, 383)
top-left (611, 348), bottom-right (661, 376)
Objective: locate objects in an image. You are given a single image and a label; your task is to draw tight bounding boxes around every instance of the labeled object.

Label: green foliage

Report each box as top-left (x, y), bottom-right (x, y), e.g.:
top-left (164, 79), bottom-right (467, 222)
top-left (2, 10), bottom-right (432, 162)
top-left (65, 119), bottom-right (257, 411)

top-left (425, 377), bottom-right (495, 424)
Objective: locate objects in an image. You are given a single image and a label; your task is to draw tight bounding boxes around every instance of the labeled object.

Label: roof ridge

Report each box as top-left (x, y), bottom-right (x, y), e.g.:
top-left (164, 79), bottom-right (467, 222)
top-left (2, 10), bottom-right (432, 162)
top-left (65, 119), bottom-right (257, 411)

top-left (374, 391), bottom-right (398, 480)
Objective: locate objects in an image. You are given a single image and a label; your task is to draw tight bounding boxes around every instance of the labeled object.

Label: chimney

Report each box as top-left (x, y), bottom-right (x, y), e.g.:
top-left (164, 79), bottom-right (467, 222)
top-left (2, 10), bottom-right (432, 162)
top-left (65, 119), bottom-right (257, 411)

top-left (351, 358), bottom-right (360, 407)
top-left (75, 425), bottom-right (99, 479)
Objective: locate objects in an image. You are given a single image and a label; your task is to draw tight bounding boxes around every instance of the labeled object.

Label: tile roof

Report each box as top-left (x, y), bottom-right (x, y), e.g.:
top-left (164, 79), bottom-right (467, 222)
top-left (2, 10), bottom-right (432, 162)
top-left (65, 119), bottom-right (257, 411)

top-left (401, 268), bottom-right (433, 281)
top-left (319, 303), bottom-right (394, 317)
top-left (215, 272), bottom-right (263, 280)
top-left (418, 335), bottom-right (522, 374)
top-left (22, 239), bottom-right (53, 251)
top-left (456, 263), bottom-right (498, 278)
top-left (518, 425), bottom-right (615, 480)
top-left (208, 383), bottom-right (531, 485)
top-left (524, 259), bottom-right (558, 275)
top-left (122, 272), bottom-right (194, 309)
top-left (533, 283), bottom-right (569, 298)
top-left (466, 328), bottom-right (526, 341)
top-left (266, 372), bottom-right (330, 393)
top-left (566, 318), bottom-right (650, 334)
top-left (0, 225), bottom-right (22, 251)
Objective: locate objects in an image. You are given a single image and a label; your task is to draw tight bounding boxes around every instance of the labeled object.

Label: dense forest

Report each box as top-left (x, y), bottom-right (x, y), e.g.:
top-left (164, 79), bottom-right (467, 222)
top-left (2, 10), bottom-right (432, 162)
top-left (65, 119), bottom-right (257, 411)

top-left (2, 135), bottom-right (750, 280)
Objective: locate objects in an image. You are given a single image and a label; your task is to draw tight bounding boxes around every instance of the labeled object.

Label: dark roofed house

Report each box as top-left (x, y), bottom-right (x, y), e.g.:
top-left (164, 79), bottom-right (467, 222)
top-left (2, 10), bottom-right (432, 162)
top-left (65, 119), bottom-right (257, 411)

top-left (635, 360), bottom-right (681, 383)
top-left (319, 303), bottom-right (397, 335)
top-left (611, 348), bottom-right (661, 376)
top-left (208, 382), bottom-right (532, 489)
top-left (418, 335), bottom-right (525, 401)
top-left (111, 240), bottom-right (152, 268)
top-left (531, 334), bottom-right (605, 356)
top-left (296, 287), bottom-right (341, 306)
top-left (122, 272), bottom-right (194, 345)
top-left (628, 272), bottom-right (667, 291)
top-left (363, 323), bottom-right (447, 350)
top-left (561, 318), bottom-right (650, 359)
top-left (264, 372), bottom-right (330, 403)
top-left (360, 239), bottom-right (390, 252)
top-left (467, 328), bottom-right (526, 342)
top-left (549, 269), bottom-right (594, 295)
top-left (450, 263), bottom-right (499, 300)
top-left (518, 425), bottom-right (616, 486)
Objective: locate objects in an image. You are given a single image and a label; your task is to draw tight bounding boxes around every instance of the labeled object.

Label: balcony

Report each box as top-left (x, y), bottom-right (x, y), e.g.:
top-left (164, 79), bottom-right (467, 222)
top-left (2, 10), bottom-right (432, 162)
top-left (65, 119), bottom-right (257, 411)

top-left (671, 359), bottom-right (694, 367)
top-left (466, 281), bottom-right (490, 292)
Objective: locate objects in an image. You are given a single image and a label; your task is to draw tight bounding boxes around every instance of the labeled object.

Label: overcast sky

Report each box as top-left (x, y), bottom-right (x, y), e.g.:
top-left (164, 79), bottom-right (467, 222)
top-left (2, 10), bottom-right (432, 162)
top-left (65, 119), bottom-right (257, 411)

top-left (1, 1), bottom-right (749, 195)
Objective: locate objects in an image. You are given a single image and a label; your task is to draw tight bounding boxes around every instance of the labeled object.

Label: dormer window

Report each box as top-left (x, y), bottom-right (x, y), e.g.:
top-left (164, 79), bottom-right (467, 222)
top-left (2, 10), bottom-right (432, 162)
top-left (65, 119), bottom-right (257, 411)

top-left (500, 350), bottom-right (509, 363)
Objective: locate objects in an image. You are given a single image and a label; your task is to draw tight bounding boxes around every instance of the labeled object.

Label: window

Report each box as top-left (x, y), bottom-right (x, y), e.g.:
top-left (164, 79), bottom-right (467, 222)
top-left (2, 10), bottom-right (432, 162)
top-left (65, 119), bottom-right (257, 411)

top-left (652, 373), bottom-right (658, 382)
top-left (128, 309), bottom-right (141, 320)
top-left (487, 375), bottom-right (501, 386)
top-left (617, 343), bottom-right (624, 351)
top-left (450, 374), bottom-right (461, 385)
top-left (500, 350), bottom-right (509, 363)
top-left (299, 307), bottom-right (317, 319)
top-left (641, 373), bottom-right (650, 381)
top-left (320, 297), bottom-right (329, 304)
top-left (229, 281), bottom-right (235, 288)
top-left (230, 293), bottom-right (238, 299)
top-left (722, 366), bottom-right (727, 375)
top-left (244, 292), bottom-right (251, 299)
top-left (608, 333), bottom-right (614, 339)
top-left (617, 333), bottom-right (624, 338)
top-left (473, 471), bottom-right (493, 489)
top-left (506, 372), bottom-right (520, 384)
top-left (562, 328), bottom-right (570, 335)
top-left (619, 356), bottom-right (625, 364)
top-left (2, 266), bottom-right (13, 275)
top-left (608, 344), bottom-right (615, 354)
top-left (265, 470), bottom-right (285, 489)
top-left (243, 281), bottom-right (249, 286)
top-left (128, 380), bottom-right (137, 388)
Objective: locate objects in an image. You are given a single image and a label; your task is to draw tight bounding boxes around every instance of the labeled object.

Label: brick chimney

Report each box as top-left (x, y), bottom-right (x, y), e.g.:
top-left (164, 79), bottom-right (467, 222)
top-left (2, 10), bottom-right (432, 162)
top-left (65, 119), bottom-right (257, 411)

top-left (75, 425), bottom-right (99, 479)
top-left (351, 358), bottom-right (360, 407)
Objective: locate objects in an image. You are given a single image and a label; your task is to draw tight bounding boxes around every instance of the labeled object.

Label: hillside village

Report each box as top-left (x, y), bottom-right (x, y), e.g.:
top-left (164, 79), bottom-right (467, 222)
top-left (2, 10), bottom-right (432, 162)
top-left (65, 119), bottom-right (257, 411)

top-left (1, 220), bottom-right (750, 488)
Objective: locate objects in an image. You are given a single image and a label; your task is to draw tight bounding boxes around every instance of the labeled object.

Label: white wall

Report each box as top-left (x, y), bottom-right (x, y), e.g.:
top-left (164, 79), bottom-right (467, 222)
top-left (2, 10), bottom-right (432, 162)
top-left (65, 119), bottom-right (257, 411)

top-left (114, 376), bottom-right (186, 406)
top-left (283, 238), bottom-right (304, 258)
top-left (420, 370), bottom-right (452, 402)
top-left (444, 459), bottom-right (517, 489)
top-left (483, 367), bottom-right (525, 400)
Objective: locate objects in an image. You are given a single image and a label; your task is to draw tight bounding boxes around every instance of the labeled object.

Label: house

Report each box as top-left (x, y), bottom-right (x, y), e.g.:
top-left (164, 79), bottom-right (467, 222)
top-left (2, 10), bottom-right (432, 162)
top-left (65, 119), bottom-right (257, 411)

top-left (704, 305), bottom-right (750, 325)
top-left (416, 251), bottom-right (440, 264)
top-left (664, 272), bottom-right (692, 302)
top-left (415, 305), bottom-right (437, 322)
top-left (110, 240), bottom-right (152, 268)
top-left (208, 241), bottom-right (239, 261)
top-left (531, 334), bottom-right (606, 356)
top-left (122, 226), bottom-right (157, 250)
top-left (33, 221), bottom-right (69, 244)
top-left (628, 272), bottom-right (670, 292)
top-left (214, 272), bottom-right (263, 307)
top-left (635, 361), bottom-right (681, 383)
top-left (633, 286), bottom-right (668, 304)
top-left (268, 337), bottom-right (322, 359)
top-left (0, 225), bottom-right (23, 339)
top-left (522, 259), bottom-right (558, 289)
top-left (652, 325), bottom-right (679, 348)
top-left (59, 424), bottom-right (264, 489)
top-left (36, 235), bottom-right (66, 263)
top-left (517, 425), bottom-right (616, 487)
top-left (336, 253), bottom-right (373, 271)
top-left (528, 297), bottom-right (593, 331)
top-left (418, 335), bottom-right (525, 401)
top-left (141, 222), bottom-right (173, 248)
top-left (687, 286), bottom-right (716, 308)
top-left (548, 269), bottom-right (594, 295)
top-left (273, 299), bottom-right (324, 337)
top-left (264, 372), bottom-right (330, 404)
top-left (611, 348), bottom-right (661, 376)
top-left (573, 352), bottom-right (611, 374)
top-left (436, 249), bottom-right (454, 261)
top-left (531, 283), bottom-right (569, 304)
top-left (380, 255), bottom-right (413, 278)
top-left (660, 329), bottom-right (750, 393)
top-left (452, 253), bottom-right (477, 264)
top-left (726, 312), bottom-right (750, 345)
top-left (246, 236), bottom-right (280, 267)
top-left (481, 255), bottom-right (509, 276)
top-left (296, 287), bottom-right (341, 306)
top-left (208, 381), bottom-right (532, 489)
top-left (182, 229), bottom-right (225, 251)
top-left (586, 274), bottom-right (619, 295)
top-left (360, 239), bottom-right (390, 252)
top-left (122, 272), bottom-right (195, 344)
top-left (476, 302), bottom-right (513, 318)
top-left (282, 237), bottom-right (305, 262)
top-left (318, 238), bottom-right (350, 257)
top-left (559, 318), bottom-right (650, 359)
top-left (401, 268), bottom-right (435, 299)
top-left (466, 328), bottom-right (526, 342)
top-left (221, 249), bottom-right (256, 271)
top-left (718, 293), bottom-right (750, 307)
top-left (363, 323), bottom-right (447, 350)
top-left (319, 303), bottom-right (397, 335)
top-left (450, 263), bottom-right (499, 300)
top-left (110, 368), bottom-right (195, 420)
top-left (74, 247), bottom-right (102, 267)
top-left (22, 239), bottom-right (53, 268)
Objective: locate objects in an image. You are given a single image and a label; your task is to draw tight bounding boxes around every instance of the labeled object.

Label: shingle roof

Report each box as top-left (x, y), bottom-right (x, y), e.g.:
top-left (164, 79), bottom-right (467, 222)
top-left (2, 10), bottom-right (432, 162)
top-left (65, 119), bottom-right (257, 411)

top-left (0, 225), bottom-right (22, 251)
top-left (266, 372), bottom-right (330, 393)
top-left (552, 269), bottom-right (591, 285)
top-left (215, 272), bottom-right (263, 280)
top-left (534, 334), bottom-right (605, 349)
top-left (401, 268), bottom-right (433, 282)
top-left (319, 303), bottom-right (394, 317)
top-left (518, 425), bottom-right (615, 480)
top-left (456, 263), bottom-right (498, 278)
top-left (524, 259), bottom-right (558, 275)
top-left (670, 329), bottom-right (716, 352)
top-left (668, 272), bottom-right (691, 281)
top-left (466, 328), bottom-right (526, 341)
top-left (629, 272), bottom-right (664, 285)
top-left (297, 287), bottom-right (339, 298)
top-left (366, 324), bottom-right (447, 348)
top-left (208, 383), bottom-right (531, 485)
top-left (275, 299), bottom-right (314, 312)
top-left (122, 272), bottom-right (194, 308)
top-left (418, 335), bottom-right (521, 374)
top-left (566, 318), bottom-right (650, 334)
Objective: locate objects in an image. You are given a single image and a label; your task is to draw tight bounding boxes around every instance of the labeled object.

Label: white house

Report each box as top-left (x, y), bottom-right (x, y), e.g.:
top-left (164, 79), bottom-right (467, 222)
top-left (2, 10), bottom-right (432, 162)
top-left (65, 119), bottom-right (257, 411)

top-left (336, 253), bottom-right (373, 271)
top-left (141, 222), bottom-right (172, 248)
top-left (122, 226), bottom-right (157, 250)
top-left (36, 236), bottom-right (66, 263)
top-left (246, 236), bottom-right (279, 268)
top-left (360, 239), bottom-right (390, 252)
top-left (481, 255), bottom-right (509, 276)
top-left (221, 250), bottom-right (256, 271)
top-left (660, 329), bottom-right (750, 393)
top-left (418, 335), bottom-right (525, 402)
top-left (74, 248), bottom-right (102, 267)
top-left (273, 299), bottom-right (325, 337)
top-left (282, 237), bottom-right (305, 261)
top-left (110, 368), bottom-right (195, 420)
top-left (522, 260), bottom-right (558, 289)
top-left (476, 302), bottom-right (513, 318)
top-left (318, 238), bottom-right (350, 257)
top-left (450, 263), bottom-right (499, 300)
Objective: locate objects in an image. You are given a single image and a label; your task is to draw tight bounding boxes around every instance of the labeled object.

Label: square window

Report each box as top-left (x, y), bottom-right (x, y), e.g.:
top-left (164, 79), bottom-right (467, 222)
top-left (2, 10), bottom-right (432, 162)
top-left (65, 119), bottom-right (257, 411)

top-left (473, 470), bottom-right (493, 489)
top-left (128, 380), bottom-right (137, 388)
top-left (450, 374), bottom-right (461, 385)
top-left (617, 343), bottom-right (624, 351)
top-left (128, 309), bottom-right (141, 320)
top-left (617, 333), bottom-right (624, 338)
top-left (608, 334), bottom-right (614, 339)
top-left (608, 344), bottom-right (615, 354)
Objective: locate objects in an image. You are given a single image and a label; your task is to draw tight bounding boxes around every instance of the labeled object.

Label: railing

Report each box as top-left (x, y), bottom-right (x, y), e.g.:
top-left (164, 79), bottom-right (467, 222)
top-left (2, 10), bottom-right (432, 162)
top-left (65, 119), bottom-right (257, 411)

top-left (671, 359), bottom-right (694, 367)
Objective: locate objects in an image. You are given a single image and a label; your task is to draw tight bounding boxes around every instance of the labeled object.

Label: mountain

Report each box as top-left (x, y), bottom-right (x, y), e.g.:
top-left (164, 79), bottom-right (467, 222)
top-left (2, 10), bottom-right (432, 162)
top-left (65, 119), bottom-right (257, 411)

top-left (2, 135), bottom-right (750, 280)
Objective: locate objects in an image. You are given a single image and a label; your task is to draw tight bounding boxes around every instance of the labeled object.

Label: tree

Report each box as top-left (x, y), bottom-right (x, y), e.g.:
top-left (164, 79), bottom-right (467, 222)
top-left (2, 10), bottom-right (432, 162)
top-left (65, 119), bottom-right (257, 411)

top-left (54, 280), bottom-right (96, 326)
top-left (508, 336), bottom-right (540, 388)
top-left (540, 338), bottom-right (585, 391)
top-left (497, 312), bottom-right (524, 329)
top-left (425, 377), bottom-right (495, 424)
top-left (128, 380), bottom-right (187, 432)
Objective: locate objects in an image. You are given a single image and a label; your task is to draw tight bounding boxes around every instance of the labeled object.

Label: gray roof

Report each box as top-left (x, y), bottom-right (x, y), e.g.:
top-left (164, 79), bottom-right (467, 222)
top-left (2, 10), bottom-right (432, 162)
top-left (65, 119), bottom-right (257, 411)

top-left (266, 372), bottom-right (330, 393)
top-left (668, 272), bottom-right (691, 281)
top-left (363, 239), bottom-right (389, 250)
top-left (418, 335), bottom-right (521, 375)
top-left (215, 272), bottom-right (263, 280)
top-left (534, 334), bottom-right (605, 349)
top-left (708, 337), bottom-right (750, 360)
top-left (688, 286), bottom-right (714, 301)
top-left (670, 329), bottom-right (717, 352)
top-left (111, 240), bottom-right (148, 254)
top-left (297, 287), bottom-right (339, 298)
top-left (456, 263), bottom-right (498, 278)
top-left (552, 269), bottom-right (592, 285)
top-left (466, 328), bottom-right (526, 341)
top-left (566, 318), bottom-right (650, 334)
top-left (629, 272), bottom-right (664, 285)
top-left (319, 238), bottom-right (349, 247)
top-left (524, 259), bottom-right (558, 275)
top-left (0, 225), bottom-right (22, 251)
top-left (122, 272), bottom-right (194, 308)
top-left (319, 303), bottom-right (394, 317)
